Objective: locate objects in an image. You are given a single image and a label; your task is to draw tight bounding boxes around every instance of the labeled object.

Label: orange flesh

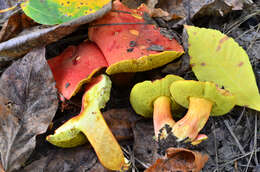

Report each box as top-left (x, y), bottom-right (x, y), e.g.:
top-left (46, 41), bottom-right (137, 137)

top-left (88, 1), bottom-right (184, 65)
top-left (172, 97), bottom-right (212, 141)
top-left (153, 96), bottom-right (176, 138)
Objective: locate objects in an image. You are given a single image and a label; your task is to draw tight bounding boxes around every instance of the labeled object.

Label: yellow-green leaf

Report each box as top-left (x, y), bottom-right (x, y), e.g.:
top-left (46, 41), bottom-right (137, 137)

top-left (185, 25), bottom-right (260, 111)
top-left (21, 0), bottom-right (112, 25)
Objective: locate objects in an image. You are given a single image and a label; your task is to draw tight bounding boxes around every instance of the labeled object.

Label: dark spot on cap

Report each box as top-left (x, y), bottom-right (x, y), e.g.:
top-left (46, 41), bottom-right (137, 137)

top-left (67, 1), bottom-right (70, 4)
top-left (129, 41), bottom-right (137, 47)
top-left (201, 62), bottom-right (206, 66)
top-left (238, 62), bottom-right (244, 67)
top-left (127, 48), bottom-right (134, 52)
top-left (147, 45), bottom-right (164, 52)
top-left (65, 83), bottom-right (70, 88)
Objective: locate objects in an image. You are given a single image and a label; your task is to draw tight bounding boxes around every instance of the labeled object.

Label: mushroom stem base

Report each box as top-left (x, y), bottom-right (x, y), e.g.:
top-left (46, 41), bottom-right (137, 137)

top-left (153, 96), bottom-right (175, 139)
top-left (172, 97), bottom-right (212, 142)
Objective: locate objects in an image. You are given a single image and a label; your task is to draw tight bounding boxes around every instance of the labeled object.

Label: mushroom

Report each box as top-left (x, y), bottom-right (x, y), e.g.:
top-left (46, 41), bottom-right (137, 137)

top-left (169, 80), bottom-right (236, 143)
top-left (47, 74), bottom-right (127, 171)
top-left (88, 0), bottom-right (184, 75)
top-left (48, 41), bottom-right (108, 100)
top-left (130, 75), bottom-right (185, 141)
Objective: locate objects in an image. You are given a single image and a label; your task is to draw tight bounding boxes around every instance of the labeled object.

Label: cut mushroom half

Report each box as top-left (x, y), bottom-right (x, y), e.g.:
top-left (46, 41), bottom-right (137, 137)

top-left (170, 80), bottom-right (236, 143)
top-left (47, 74), bottom-right (127, 171)
top-left (88, 0), bottom-right (184, 75)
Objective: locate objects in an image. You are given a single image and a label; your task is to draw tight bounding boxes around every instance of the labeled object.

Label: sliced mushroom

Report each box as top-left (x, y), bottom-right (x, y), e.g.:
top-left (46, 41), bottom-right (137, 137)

top-left (47, 74), bottom-right (127, 171)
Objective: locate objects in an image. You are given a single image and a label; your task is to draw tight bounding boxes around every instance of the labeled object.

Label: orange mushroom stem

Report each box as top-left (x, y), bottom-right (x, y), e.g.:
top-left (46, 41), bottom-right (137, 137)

top-left (153, 96), bottom-right (176, 139)
top-left (172, 97), bottom-right (212, 142)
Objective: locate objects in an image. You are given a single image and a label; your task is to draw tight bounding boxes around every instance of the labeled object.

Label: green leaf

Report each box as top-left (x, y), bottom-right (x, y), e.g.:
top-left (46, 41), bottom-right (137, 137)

top-left (185, 25), bottom-right (260, 111)
top-left (21, 0), bottom-right (112, 25)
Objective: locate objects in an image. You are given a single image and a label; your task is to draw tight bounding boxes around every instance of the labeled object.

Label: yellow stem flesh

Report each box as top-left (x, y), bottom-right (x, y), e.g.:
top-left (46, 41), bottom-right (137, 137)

top-left (153, 96), bottom-right (176, 139)
top-left (173, 97), bottom-right (212, 142)
top-left (77, 103), bottom-right (126, 171)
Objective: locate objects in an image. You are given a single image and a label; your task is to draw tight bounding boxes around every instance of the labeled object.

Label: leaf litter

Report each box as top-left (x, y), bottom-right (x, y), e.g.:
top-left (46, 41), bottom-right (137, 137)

top-left (0, 47), bottom-right (58, 171)
top-left (0, 0), bottom-right (259, 171)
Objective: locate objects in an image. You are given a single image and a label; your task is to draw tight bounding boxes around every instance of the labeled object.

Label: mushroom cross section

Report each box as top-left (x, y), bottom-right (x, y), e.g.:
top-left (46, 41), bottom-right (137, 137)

top-left (46, 74), bottom-right (127, 171)
top-left (170, 80), bottom-right (236, 143)
top-left (88, 0), bottom-right (184, 75)
top-left (48, 41), bottom-right (108, 100)
top-left (130, 75), bottom-right (184, 140)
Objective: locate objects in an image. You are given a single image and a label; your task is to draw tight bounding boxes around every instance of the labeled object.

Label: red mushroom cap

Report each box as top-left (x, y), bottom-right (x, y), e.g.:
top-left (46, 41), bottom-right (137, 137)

top-left (48, 41), bottom-right (108, 100)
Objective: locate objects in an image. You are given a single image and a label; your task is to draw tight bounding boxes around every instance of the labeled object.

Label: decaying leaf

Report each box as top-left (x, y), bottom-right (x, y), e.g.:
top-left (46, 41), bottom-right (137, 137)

top-left (0, 48), bottom-right (58, 171)
top-left (0, 1), bottom-right (111, 64)
top-left (21, 145), bottom-right (109, 172)
top-left (147, 0), bottom-right (243, 21)
top-left (0, 0), bottom-right (18, 25)
top-left (185, 25), bottom-right (260, 111)
top-left (21, 0), bottom-right (112, 25)
top-left (145, 148), bottom-right (208, 172)
top-left (133, 120), bottom-right (158, 166)
top-left (103, 108), bottom-right (140, 141)
top-left (0, 11), bottom-right (37, 43)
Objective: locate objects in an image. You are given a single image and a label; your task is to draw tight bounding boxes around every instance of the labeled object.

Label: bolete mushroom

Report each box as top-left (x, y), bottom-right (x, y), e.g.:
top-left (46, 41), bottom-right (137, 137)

top-left (130, 75), bottom-right (185, 141)
top-left (88, 0), bottom-right (184, 75)
top-left (47, 74), bottom-right (127, 171)
top-left (48, 41), bottom-right (108, 100)
top-left (169, 80), bottom-right (236, 143)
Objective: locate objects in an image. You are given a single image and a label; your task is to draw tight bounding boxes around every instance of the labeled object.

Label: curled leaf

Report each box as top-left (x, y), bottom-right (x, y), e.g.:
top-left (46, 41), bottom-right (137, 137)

top-left (145, 147), bottom-right (208, 172)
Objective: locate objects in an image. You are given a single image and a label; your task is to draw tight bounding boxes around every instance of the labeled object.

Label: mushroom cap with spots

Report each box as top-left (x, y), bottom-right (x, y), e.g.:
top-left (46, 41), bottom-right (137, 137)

top-left (170, 80), bottom-right (236, 116)
top-left (88, 0), bottom-right (184, 75)
top-left (48, 41), bottom-right (108, 100)
top-left (130, 75), bottom-right (184, 118)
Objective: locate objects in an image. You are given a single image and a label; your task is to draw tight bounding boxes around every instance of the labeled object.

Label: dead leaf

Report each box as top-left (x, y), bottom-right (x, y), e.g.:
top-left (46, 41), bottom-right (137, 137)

top-left (145, 147), bottom-right (209, 172)
top-left (0, 0), bottom-right (18, 25)
top-left (0, 11), bottom-right (37, 43)
top-left (21, 145), bottom-right (110, 172)
top-left (0, 2), bottom-right (111, 64)
top-left (103, 108), bottom-right (140, 141)
top-left (0, 48), bottom-right (58, 171)
top-left (147, 0), bottom-right (243, 22)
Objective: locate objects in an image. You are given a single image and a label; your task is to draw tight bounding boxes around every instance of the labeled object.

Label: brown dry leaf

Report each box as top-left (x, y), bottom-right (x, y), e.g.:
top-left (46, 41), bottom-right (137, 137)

top-left (145, 148), bottom-right (209, 172)
top-left (103, 108), bottom-right (140, 141)
top-left (21, 145), bottom-right (110, 172)
top-left (0, 3), bottom-right (111, 64)
top-left (0, 11), bottom-right (37, 43)
top-left (0, 48), bottom-right (58, 171)
top-left (0, 0), bottom-right (18, 25)
top-left (147, 0), bottom-right (244, 21)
